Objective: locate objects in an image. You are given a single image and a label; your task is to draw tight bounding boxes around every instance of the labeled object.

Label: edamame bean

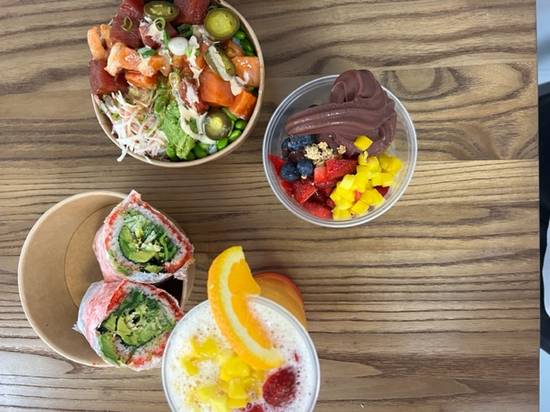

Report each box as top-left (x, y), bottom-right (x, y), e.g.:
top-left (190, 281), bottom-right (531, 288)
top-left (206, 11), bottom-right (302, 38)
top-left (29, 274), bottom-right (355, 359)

top-left (193, 145), bottom-right (208, 158)
top-left (234, 119), bottom-right (247, 130)
top-left (234, 30), bottom-right (246, 40)
top-left (228, 129), bottom-right (242, 141)
top-left (216, 138), bottom-right (229, 150)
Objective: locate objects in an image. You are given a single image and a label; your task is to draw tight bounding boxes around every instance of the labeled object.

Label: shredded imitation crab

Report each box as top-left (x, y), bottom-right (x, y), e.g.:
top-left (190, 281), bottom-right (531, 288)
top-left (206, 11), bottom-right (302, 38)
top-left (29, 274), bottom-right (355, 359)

top-left (95, 91), bottom-right (167, 161)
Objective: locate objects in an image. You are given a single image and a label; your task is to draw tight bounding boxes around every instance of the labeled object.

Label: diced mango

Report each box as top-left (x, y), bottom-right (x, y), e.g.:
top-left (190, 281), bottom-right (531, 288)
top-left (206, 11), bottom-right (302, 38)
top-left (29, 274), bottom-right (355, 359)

top-left (334, 199), bottom-right (353, 210)
top-left (180, 355), bottom-right (199, 376)
top-left (365, 156), bottom-right (381, 173)
top-left (361, 189), bottom-right (385, 206)
top-left (354, 135), bottom-right (373, 151)
top-left (358, 152), bottom-right (369, 165)
top-left (227, 397), bottom-right (248, 409)
top-left (380, 173), bottom-right (394, 187)
top-left (198, 337), bottom-right (221, 358)
top-left (350, 200), bottom-right (370, 216)
top-left (353, 173), bottom-right (371, 193)
top-left (196, 385), bottom-right (220, 402)
top-left (220, 356), bottom-right (251, 381)
top-left (371, 173), bottom-right (382, 187)
top-left (227, 379), bottom-right (248, 399)
top-left (356, 165), bottom-right (372, 179)
top-left (340, 174), bottom-right (355, 190)
top-left (379, 153), bottom-right (402, 174)
top-left (333, 209), bottom-right (352, 220)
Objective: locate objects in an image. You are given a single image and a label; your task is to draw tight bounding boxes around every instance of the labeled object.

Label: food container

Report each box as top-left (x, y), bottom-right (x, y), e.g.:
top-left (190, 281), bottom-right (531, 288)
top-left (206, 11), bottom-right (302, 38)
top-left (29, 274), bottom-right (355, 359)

top-left (18, 191), bottom-right (194, 366)
top-left (92, 0), bottom-right (265, 168)
top-left (162, 297), bottom-right (321, 411)
top-left (263, 74), bottom-right (417, 228)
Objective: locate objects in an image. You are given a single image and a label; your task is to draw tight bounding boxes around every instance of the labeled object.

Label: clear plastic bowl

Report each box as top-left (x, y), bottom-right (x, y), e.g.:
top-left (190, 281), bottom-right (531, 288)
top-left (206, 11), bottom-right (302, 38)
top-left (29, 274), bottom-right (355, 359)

top-left (262, 75), bottom-right (417, 228)
top-left (162, 297), bottom-right (320, 412)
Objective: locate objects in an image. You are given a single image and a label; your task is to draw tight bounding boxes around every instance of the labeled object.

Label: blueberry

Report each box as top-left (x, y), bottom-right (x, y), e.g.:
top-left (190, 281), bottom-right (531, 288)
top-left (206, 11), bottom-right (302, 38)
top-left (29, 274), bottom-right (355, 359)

top-left (296, 159), bottom-right (314, 178)
top-left (281, 137), bottom-right (291, 151)
top-left (287, 135), bottom-right (315, 151)
top-left (288, 150), bottom-right (305, 163)
top-left (280, 162), bottom-right (299, 182)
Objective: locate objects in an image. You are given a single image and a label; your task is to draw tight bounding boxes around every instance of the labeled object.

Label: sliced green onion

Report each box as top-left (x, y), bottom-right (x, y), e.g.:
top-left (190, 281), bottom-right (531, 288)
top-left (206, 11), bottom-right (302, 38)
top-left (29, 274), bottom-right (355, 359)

top-left (138, 47), bottom-right (157, 58)
top-left (122, 16), bottom-right (133, 32)
top-left (222, 107), bottom-right (237, 121)
top-left (154, 17), bottom-right (166, 31)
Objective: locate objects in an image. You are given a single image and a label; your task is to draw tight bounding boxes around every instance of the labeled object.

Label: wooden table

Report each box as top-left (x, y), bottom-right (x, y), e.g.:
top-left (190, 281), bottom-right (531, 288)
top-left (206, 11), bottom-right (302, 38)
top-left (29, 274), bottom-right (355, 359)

top-left (0, 0), bottom-right (539, 410)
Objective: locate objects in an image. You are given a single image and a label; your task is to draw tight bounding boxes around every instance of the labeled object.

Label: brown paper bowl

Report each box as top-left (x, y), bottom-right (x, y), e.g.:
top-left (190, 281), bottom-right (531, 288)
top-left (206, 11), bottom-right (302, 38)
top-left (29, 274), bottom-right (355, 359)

top-left (18, 191), bottom-right (195, 367)
top-left (92, 0), bottom-right (265, 168)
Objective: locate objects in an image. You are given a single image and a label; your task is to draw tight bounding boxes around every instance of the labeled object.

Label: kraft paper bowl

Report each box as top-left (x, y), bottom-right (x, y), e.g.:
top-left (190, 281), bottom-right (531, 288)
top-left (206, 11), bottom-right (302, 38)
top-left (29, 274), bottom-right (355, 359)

top-left (18, 191), bottom-right (194, 367)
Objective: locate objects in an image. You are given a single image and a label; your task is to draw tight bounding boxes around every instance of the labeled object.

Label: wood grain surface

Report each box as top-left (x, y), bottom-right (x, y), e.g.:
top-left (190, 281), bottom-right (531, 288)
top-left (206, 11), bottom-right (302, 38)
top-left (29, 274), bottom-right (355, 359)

top-left (0, 0), bottom-right (539, 411)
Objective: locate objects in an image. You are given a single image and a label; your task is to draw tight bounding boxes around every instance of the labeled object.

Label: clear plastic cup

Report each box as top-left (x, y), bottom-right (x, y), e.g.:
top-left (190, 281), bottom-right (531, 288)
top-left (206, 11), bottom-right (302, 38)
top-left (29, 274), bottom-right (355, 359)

top-left (262, 74), bottom-right (417, 228)
top-left (162, 297), bottom-right (321, 412)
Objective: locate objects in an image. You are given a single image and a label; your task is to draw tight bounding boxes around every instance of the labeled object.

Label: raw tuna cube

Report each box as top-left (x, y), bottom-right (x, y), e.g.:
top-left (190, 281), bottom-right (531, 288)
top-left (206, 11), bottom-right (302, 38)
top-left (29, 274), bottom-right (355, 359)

top-left (118, 0), bottom-right (144, 20)
top-left (89, 59), bottom-right (128, 95)
top-left (174, 0), bottom-right (209, 24)
top-left (111, 14), bottom-right (142, 49)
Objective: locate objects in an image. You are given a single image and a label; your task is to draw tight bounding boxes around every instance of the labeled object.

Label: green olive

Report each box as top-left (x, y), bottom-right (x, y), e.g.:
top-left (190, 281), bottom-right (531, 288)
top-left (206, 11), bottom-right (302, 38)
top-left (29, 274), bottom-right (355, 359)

top-left (204, 8), bottom-right (240, 41)
top-left (204, 110), bottom-right (233, 140)
top-left (144, 1), bottom-right (180, 22)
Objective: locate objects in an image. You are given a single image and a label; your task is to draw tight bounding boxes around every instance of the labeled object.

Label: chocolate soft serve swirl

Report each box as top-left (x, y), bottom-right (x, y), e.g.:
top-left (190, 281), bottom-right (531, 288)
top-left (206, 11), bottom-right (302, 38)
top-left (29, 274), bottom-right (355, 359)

top-left (285, 70), bottom-right (397, 156)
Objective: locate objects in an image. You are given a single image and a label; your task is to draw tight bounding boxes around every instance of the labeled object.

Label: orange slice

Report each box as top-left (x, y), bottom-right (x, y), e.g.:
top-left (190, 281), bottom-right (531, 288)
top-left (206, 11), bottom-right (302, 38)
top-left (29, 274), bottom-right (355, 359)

top-left (208, 246), bottom-right (283, 370)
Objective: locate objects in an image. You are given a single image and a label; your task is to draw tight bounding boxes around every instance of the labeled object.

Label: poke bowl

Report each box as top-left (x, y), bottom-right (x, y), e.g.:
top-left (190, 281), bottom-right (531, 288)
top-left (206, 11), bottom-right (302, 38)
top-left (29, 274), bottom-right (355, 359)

top-left (88, 0), bottom-right (264, 167)
top-left (263, 71), bottom-right (417, 228)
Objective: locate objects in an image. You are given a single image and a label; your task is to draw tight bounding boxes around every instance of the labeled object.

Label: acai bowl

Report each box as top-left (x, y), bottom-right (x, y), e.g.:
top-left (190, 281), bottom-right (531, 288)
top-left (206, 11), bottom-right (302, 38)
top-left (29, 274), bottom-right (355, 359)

top-left (263, 70), bottom-right (417, 228)
top-left (88, 0), bottom-right (264, 167)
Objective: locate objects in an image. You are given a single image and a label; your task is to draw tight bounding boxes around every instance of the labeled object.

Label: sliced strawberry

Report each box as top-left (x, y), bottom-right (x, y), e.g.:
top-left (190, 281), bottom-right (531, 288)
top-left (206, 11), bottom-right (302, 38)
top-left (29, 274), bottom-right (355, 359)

top-left (318, 181), bottom-right (337, 194)
top-left (292, 180), bottom-right (317, 204)
top-left (313, 165), bottom-right (328, 185)
top-left (263, 367), bottom-right (297, 407)
top-left (269, 155), bottom-right (285, 175)
top-left (375, 186), bottom-right (389, 197)
top-left (325, 159), bottom-right (358, 181)
top-left (280, 180), bottom-right (293, 196)
top-left (303, 201), bottom-right (332, 219)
